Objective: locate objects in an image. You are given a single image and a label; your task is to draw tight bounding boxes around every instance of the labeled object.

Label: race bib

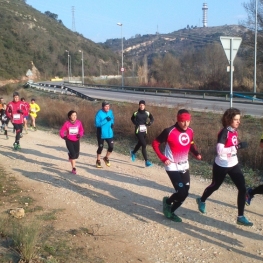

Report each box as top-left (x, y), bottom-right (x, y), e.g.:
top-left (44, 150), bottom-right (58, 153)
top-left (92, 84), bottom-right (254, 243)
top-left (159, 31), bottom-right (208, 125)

top-left (177, 161), bottom-right (188, 170)
top-left (139, 125), bottom-right (147, 132)
top-left (69, 127), bottom-right (78, 135)
top-left (13, 114), bottom-right (20, 120)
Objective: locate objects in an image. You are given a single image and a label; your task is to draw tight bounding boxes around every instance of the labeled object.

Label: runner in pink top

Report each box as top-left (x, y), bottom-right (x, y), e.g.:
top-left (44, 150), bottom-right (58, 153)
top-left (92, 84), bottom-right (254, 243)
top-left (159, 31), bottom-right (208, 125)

top-left (60, 110), bottom-right (84, 174)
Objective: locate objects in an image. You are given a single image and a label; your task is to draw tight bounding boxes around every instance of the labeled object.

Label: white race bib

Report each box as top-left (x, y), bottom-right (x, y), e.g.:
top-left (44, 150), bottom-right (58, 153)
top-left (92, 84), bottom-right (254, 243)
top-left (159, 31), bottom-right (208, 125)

top-left (69, 127), bottom-right (78, 135)
top-left (139, 125), bottom-right (147, 132)
top-left (13, 114), bottom-right (20, 120)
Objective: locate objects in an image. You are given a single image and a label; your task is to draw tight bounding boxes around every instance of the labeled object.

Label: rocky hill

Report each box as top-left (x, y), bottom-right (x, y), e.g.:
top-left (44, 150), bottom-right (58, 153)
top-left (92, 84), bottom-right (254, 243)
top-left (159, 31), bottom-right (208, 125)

top-left (103, 25), bottom-right (251, 61)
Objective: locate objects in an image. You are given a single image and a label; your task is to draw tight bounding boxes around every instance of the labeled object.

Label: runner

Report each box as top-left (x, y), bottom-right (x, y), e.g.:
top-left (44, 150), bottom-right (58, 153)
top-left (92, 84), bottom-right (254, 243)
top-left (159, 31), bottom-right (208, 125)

top-left (245, 133), bottom-right (263, 205)
top-left (21, 98), bottom-right (30, 134)
top-left (6, 92), bottom-right (26, 150)
top-left (196, 108), bottom-right (253, 226)
top-left (29, 98), bottom-right (40, 131)
top-left (152, 109), bottom-right (202, 222)
top-left (0, 103), bottom-right (10, 139)
top-left (95, 101), bottom-right (114, 168)
top-left (130, 100), bottom-right (154, 167)
top-left (59, 110), bottom-right (84, 174)
top-left (0, 98), bottom-right (4, 132)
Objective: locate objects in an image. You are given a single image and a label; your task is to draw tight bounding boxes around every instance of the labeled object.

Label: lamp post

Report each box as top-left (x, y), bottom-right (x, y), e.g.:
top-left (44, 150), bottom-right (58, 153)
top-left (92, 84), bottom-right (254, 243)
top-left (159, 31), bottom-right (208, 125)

top-left (117, 22), bottom-right (124, 86)
top-left (253, 0), bottom-right (258, 96)
top-left (79, 50), bottom-right (84, 86)
top-left (65, 50), bottom-right (70, 82)
top-left (69, 55), bottom-right (72, 81)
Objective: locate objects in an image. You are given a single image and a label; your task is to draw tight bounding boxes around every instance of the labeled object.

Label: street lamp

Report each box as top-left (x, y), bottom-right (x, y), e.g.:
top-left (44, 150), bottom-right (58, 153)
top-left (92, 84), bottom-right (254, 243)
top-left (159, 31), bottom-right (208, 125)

top-left (117, 22), bottom-right (124, 86)
top-left (69, 54), bottom-right (72, 81)
top-left (253, 0), bottom-right (258, 96)
top-left (79, 50), bottom-right (84, 86)
top-left (65, 50), bottom-right (70, 82)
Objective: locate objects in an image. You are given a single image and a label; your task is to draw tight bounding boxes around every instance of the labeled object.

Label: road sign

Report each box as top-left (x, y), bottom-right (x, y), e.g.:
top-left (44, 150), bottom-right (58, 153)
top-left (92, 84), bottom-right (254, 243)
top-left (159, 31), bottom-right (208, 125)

top-left (121, 67), bottom-right (125, 72)
top-left (220, 36), bottom-right (242, 108)
top-left (220, 36), bottom-right (242, 64)
top-left (26, 69), bottom-right (33, 77)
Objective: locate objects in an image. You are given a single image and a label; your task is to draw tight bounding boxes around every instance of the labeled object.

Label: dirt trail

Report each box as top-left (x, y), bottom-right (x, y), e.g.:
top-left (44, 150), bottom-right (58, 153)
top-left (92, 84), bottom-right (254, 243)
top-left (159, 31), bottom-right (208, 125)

top-left (0, 128), bottom-right (262, 263)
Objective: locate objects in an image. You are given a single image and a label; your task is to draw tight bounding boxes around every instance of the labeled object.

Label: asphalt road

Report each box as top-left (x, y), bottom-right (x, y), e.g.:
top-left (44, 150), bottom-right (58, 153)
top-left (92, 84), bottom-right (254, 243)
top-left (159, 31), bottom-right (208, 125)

top-left (37, 82), bottom-right (263, 117)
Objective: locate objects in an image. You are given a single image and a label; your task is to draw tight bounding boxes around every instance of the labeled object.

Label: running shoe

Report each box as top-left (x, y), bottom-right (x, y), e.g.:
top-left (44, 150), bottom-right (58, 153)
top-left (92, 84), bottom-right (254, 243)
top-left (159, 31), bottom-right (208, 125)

top-left (145, 160), bottom-right (153, 167)
top-left (6, 135), bottom-right (9, 140)
top-left (130, 150), bottom-right (136, 162)
top-left (162, 197), bottom-right (172, 218)
top-left (34, 127), bottom-right (37, 131)
top-left (237, 216), bottom-right (253, 226)
top-left (17, 144), bottom-right (21, 150)
top-left (103, 157), bottom-right (110, 167)
top-left (72, 168), bottom-right (77, 174)
top-left (13, 143), bottom-right (18, 150)
top-left (245, 187), bottom-right (254, 206)
top-left (96, 160), bottom-right (102, 168)
top-left (170, 213), bottom-right (182, 222)
top-left (196, 197), bottom-right (206, 214)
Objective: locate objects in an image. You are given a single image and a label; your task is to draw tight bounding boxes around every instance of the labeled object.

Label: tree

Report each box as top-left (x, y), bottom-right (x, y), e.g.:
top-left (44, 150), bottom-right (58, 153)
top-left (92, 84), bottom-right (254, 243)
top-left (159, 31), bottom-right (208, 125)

top-left (44, 11), bottom-right (58, 21)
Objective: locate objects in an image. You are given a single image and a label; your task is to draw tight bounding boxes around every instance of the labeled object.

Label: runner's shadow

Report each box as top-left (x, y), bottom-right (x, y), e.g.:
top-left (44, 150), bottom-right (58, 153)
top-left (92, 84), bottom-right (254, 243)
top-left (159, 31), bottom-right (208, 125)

top-left (13, 165), bottom-right (263, 262)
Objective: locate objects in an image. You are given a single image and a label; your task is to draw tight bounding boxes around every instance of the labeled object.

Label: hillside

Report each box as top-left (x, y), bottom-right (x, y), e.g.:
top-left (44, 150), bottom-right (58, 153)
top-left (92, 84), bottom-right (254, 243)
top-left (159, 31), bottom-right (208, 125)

top-left (103, 25), bottom-right (251, 61)
top-left (0, 0), bottom-right (119, 81)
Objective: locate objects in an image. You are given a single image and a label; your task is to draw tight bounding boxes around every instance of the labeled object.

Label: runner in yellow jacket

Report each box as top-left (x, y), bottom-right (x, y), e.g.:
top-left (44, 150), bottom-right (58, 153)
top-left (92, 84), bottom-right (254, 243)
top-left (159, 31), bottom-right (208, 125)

top-left (29, 98), bottom-right (40, 131)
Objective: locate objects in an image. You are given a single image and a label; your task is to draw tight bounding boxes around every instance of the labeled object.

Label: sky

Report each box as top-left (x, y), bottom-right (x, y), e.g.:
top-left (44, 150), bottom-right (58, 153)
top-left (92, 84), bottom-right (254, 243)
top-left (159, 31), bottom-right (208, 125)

top-left (26, 0), bottom-right (248, 43)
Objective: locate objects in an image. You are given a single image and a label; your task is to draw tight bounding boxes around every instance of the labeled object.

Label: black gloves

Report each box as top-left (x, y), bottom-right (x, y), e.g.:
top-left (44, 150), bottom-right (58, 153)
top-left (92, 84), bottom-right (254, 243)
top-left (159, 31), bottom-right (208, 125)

top-left (146, 122), bottom-right (151, 126)
top-left (76, 134), bottom-right (80, 139)
top-left (106, 116), bottom-right (111, 121)
top-left (236, 142), bottom-right (248, 149)
top-left (17, 109), bottom-right (23, 114)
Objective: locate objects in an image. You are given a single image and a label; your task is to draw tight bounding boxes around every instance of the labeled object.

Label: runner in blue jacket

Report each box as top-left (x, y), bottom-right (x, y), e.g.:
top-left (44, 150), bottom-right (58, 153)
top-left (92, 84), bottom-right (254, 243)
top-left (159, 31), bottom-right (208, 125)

top-left (95, 101), bottom-right (115, 168)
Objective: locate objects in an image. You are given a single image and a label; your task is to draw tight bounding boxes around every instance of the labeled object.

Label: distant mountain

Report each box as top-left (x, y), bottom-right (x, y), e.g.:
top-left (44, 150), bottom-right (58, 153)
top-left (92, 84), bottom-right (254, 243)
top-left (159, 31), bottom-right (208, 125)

top-left (0, 0), bottom-right (119, 81)
top-left (103, 25), bottom-right (251, 61)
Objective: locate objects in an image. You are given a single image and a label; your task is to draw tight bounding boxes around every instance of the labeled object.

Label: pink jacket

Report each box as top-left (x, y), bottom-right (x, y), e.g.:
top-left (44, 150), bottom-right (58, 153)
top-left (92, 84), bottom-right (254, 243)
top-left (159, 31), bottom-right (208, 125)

top-left (60, 120), bottom-right (84, 141)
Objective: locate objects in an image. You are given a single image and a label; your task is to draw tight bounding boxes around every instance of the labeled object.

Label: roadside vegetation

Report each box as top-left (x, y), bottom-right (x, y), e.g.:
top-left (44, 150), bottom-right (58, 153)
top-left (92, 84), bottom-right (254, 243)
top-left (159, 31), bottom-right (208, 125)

top-left (0, 83), bottom-right (262, 262)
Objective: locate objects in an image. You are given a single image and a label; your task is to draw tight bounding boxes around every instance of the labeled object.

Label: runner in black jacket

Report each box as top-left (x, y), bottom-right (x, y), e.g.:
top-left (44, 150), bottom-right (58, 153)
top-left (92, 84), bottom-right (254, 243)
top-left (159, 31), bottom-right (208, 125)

top-left (130, 100), bottom-right (154, 167)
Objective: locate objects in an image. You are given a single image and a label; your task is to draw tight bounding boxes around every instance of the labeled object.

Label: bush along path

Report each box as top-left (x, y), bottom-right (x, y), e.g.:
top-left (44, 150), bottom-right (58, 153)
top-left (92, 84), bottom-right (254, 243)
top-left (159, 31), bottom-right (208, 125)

top-left (0, 127), bottom-right (263, 263)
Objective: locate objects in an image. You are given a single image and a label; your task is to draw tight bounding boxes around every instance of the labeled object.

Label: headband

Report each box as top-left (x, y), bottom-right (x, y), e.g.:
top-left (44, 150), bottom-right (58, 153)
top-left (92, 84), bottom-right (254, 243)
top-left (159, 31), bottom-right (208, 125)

top-left (177, 113), bottom-right (191, 122)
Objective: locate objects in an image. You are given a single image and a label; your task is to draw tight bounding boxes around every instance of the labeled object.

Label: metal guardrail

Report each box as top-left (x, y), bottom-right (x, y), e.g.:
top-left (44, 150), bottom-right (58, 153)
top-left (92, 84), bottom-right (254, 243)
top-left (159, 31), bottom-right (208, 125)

top-left (25, 81), bottom-right (263, 104)
top-left (24, 82), bottom-right (96, 101)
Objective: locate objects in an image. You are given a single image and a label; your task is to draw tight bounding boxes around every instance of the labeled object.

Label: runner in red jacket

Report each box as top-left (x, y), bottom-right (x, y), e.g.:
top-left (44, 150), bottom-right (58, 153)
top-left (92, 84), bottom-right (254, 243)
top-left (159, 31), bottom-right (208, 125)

top-left (6, 92), bottom-right (26, 150)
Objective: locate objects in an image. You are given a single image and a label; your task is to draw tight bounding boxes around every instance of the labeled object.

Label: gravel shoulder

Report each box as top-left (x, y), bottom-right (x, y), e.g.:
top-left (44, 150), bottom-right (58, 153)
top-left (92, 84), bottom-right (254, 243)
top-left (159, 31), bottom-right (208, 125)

top-left (0, 128), bottom-right (263, 263)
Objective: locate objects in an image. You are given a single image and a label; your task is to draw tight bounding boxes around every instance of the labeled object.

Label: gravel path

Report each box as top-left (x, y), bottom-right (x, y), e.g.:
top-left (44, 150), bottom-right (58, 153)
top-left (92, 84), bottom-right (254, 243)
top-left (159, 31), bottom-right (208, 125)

top-left (1, 128), bottom-right (262, 263)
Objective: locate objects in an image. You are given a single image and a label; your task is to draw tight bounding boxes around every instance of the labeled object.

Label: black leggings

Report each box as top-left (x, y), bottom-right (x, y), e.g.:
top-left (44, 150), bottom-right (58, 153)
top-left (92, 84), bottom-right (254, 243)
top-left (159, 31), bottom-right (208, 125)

top-left (201, 162), bottom-right (246, 216)
top-left (251, 185), bottom-right (263, 196)
top-left (13, 123), bottom-right (23, 144)
top-left (166, 170), bottom-right (190, 213)
top-left (133, 132), bottom-right (147, 161)
top-left (96, 137), bottom-right (114, 154)
top-left (66, 139), bottom-right (80, 160)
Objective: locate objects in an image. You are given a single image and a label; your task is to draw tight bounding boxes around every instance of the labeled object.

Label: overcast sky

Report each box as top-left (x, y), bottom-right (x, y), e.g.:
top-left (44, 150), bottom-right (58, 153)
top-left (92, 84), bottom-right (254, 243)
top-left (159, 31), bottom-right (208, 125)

top-left (26, 0), bottom-right (248, 43)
